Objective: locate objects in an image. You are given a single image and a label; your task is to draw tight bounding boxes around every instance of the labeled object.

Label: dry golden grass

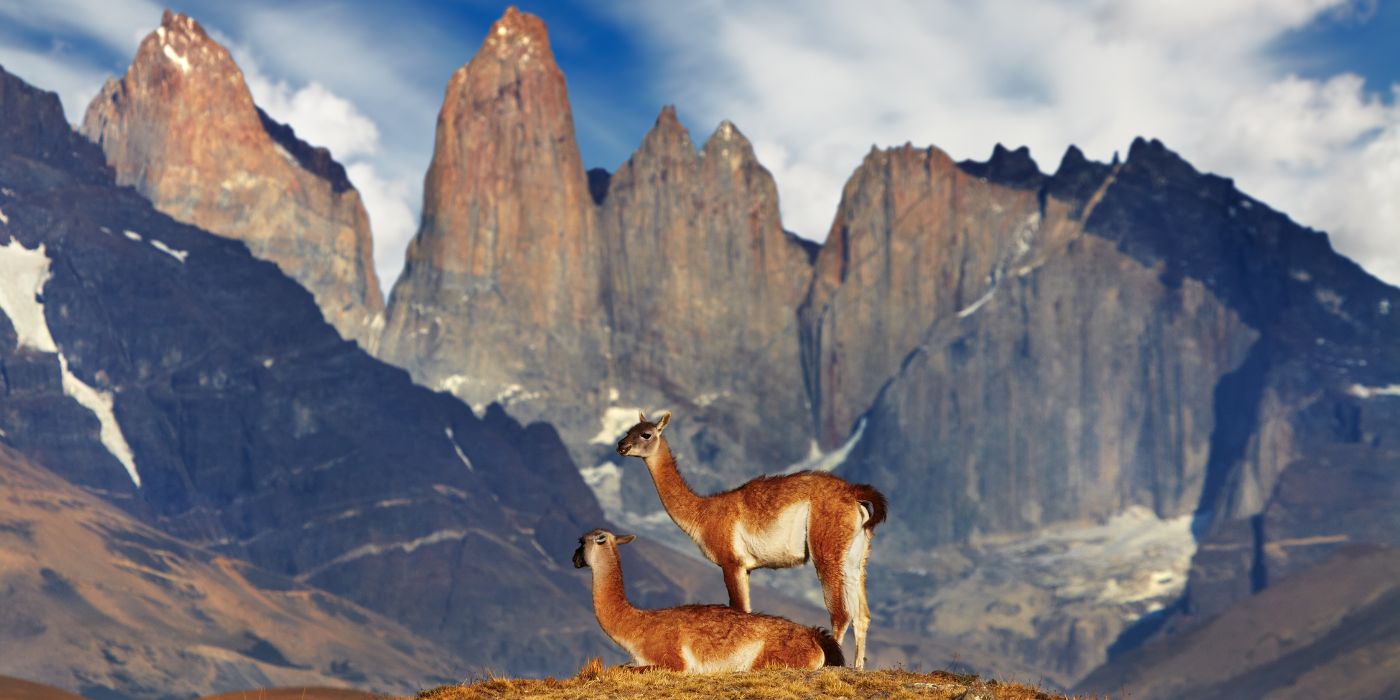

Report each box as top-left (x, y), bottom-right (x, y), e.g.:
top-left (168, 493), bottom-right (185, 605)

top-left (415, 659), bottom-right (1082, 699)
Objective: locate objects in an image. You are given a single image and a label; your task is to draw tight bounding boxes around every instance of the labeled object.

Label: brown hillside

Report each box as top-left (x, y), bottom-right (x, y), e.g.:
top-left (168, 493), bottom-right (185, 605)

top-left (0, 676), bottom-right (84, 700)
top-left (1078, 545), bottom-right (1400, 699)
top-left (0, 445), bottom-right (457, 697)
top-left (200, 688), bottom-right (385, 700)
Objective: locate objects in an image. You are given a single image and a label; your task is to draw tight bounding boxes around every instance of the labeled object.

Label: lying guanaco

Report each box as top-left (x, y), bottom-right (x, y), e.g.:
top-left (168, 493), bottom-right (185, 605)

top-left (572, 528), bottom-right (843, 671)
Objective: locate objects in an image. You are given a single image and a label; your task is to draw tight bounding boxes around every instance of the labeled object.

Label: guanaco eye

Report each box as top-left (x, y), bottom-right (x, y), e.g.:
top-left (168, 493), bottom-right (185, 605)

top-left (594, 535), bottom-right (607, 544)
top-left (641, 432), bottom-right (652, 439)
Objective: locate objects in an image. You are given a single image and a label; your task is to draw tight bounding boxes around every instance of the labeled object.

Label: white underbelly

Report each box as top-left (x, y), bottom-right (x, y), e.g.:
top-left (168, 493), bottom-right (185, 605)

top-left (617, 638), bottom-right (650, 667)
top-left (734, 501), bottom-right (810, 568)
top-left (682, 640), bottom-right (764, 672)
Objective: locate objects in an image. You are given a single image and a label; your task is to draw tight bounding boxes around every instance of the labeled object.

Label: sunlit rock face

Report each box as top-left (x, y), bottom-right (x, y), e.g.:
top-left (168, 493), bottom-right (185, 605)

top-left (806, 142), bottom-right (1248, 549)
top-left (81, 10), bottom-right (384, 347)
top-left (596, 107), bottom-right (816, 493)
top-left (378, 7), bottom-right (610, 418)
top-left (376, 10), bottom-right (816, 508)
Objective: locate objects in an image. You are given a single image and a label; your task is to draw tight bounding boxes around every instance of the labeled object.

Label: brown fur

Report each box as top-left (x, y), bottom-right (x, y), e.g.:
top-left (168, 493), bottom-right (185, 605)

top-left (572, 529), bottom-right (832, 672)
top-left (616, 412), bottom-right (886, 668)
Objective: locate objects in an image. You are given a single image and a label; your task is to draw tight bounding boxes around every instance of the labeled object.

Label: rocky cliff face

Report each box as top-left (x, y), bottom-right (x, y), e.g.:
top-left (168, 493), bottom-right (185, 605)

top-left (799, 144), bottom-right (1056, 448)
top-left (596, 108), bottom-right (814, 498)
top-left (825, 142), bottom-right (1257, 548)
top-left (377, 10), bottom-right (816, 514)
top-left (378, 7), bottom-right (609, 417)
top-left (823, 138), bottom-right (1400, 683)
top-left (80, 11), bottom-right (383, 348)
top-left (0, 65), bottom-right (697, 678)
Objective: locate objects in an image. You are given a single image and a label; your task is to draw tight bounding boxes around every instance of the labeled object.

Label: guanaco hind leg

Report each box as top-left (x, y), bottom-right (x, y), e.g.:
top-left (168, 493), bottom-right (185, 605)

top-left (851, 523), bottom-right (873, 668)
top-left (811, 524), bottom-right (854, 650)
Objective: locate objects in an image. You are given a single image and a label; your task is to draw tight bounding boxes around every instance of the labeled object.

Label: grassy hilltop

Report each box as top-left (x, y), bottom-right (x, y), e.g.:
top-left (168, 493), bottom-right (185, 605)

top-left (416, 660), bottom-right (1074, 699)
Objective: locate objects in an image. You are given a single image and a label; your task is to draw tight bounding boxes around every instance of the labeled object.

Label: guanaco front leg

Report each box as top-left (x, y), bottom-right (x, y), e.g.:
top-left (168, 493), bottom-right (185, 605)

top-left (723, 565), bottom-right (752, 612)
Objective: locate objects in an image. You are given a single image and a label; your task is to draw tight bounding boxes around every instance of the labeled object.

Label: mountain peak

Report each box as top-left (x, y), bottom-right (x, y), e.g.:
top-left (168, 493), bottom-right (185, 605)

top-left (159, 9), bottom-right (207, 40)
top-left (0, 65), bottom-right (107, 178)
top-left (858, 142), bottom-right (958, 176)
top-left (0, 64), bottom-right (69, 149)
top-left (700, 119), bottom-right (759, 170)
top-left (649, 104), bottom-right (690, 140)
top-left (705, 119), bottom-right (749, 147)
top-left (632, 105), bottom-right (694, 161)
top-left (143, 9), bottom-right (219, 77)
top-left (80, 11), bottom-right (385, 345)
top-left (1124, 136), bottom-right (1208, 185)
top-left (957, 143), bottom-right (1045, 189)
top-left (478, 6), bottom-right (553, 66)
top-left (379, 0), bottom-right (604, 411)
top-left (655, 104), bottom-right (683, 130)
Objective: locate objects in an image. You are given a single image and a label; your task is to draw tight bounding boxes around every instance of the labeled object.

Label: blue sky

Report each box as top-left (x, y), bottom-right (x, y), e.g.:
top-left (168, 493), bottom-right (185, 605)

top-left (0, 0), bottom-right (1397, 292)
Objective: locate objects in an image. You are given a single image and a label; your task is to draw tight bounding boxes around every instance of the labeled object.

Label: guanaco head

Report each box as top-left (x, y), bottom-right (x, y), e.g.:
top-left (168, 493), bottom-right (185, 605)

top-left (572, 528), bottom-right (637, 568)
top-left (616, 411), bottom-right (671, 458)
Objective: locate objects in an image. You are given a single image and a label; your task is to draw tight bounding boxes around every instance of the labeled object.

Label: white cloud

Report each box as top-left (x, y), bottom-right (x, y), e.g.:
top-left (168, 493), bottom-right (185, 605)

top-left (0, 0), bottom-right (159, 55)
top-left (347, 161), bottom-right (419, 291)
top-left (620, 0), bottom-right (1400, 286)
top-left (231, 45), bottom-right (417, 302)
top-left (247, 77), bottom-right (381, 161)
top-left (1200, 75), bottom-right (1400, 287)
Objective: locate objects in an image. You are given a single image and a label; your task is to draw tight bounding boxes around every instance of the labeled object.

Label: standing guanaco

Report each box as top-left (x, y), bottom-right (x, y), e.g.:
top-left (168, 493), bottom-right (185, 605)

top-left (617, 412), bottom-right (886, 668)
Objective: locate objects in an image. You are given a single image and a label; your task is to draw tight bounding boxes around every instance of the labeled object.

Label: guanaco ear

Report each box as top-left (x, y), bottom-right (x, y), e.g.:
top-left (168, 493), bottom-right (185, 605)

top-left (615, 534), bottom-right (636, 545)
top-left (654, 411), bottom-right (671, 431)
top-left (638, 411), bottom-right (648, 424)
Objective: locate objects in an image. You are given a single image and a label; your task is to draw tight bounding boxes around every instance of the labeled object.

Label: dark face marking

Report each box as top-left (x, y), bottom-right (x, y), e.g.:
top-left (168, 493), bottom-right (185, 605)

top-left (617, 422), bottom-right (658, 457)
top-left (573, 529), bottom-right (613, 568)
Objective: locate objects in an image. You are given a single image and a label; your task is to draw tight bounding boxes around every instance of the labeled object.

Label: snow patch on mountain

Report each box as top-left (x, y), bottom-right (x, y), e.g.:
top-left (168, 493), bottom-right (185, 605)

top-left (300, 529), bottom-right (471, 579)
top-left (59, 355), bottom-right (141, 487)
top-left (579, 462), bottom-right (622, 514)
top-left (957, 286), bottom-right (997, 318)
top-left (782, 418), bottom-right (867, 474)
top-left (990, 505), bottom-right (1195, 611)
top-left (162, 43), bottom-right (190, 74)
top-left (1348, 383), bottom-right (1400, 399)
top-left (0, 239), bottom-right (58, 352)
top-left (437, 373), bottom-right (470, 394)
top-left (0, 240), bottom-right (141, 486)
top-left (150, 239), bottom-right (189, 263)
top-left (591, 406), bottom-right (642, 444)
top-left (444, 427), bottom-right (475, 471)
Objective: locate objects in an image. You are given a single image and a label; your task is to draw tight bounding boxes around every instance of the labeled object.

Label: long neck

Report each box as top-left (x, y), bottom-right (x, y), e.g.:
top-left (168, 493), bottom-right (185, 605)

top-left (644, 439), bottom-right (703, 522)
top-left (590, 549), bottom-right (640, 636)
